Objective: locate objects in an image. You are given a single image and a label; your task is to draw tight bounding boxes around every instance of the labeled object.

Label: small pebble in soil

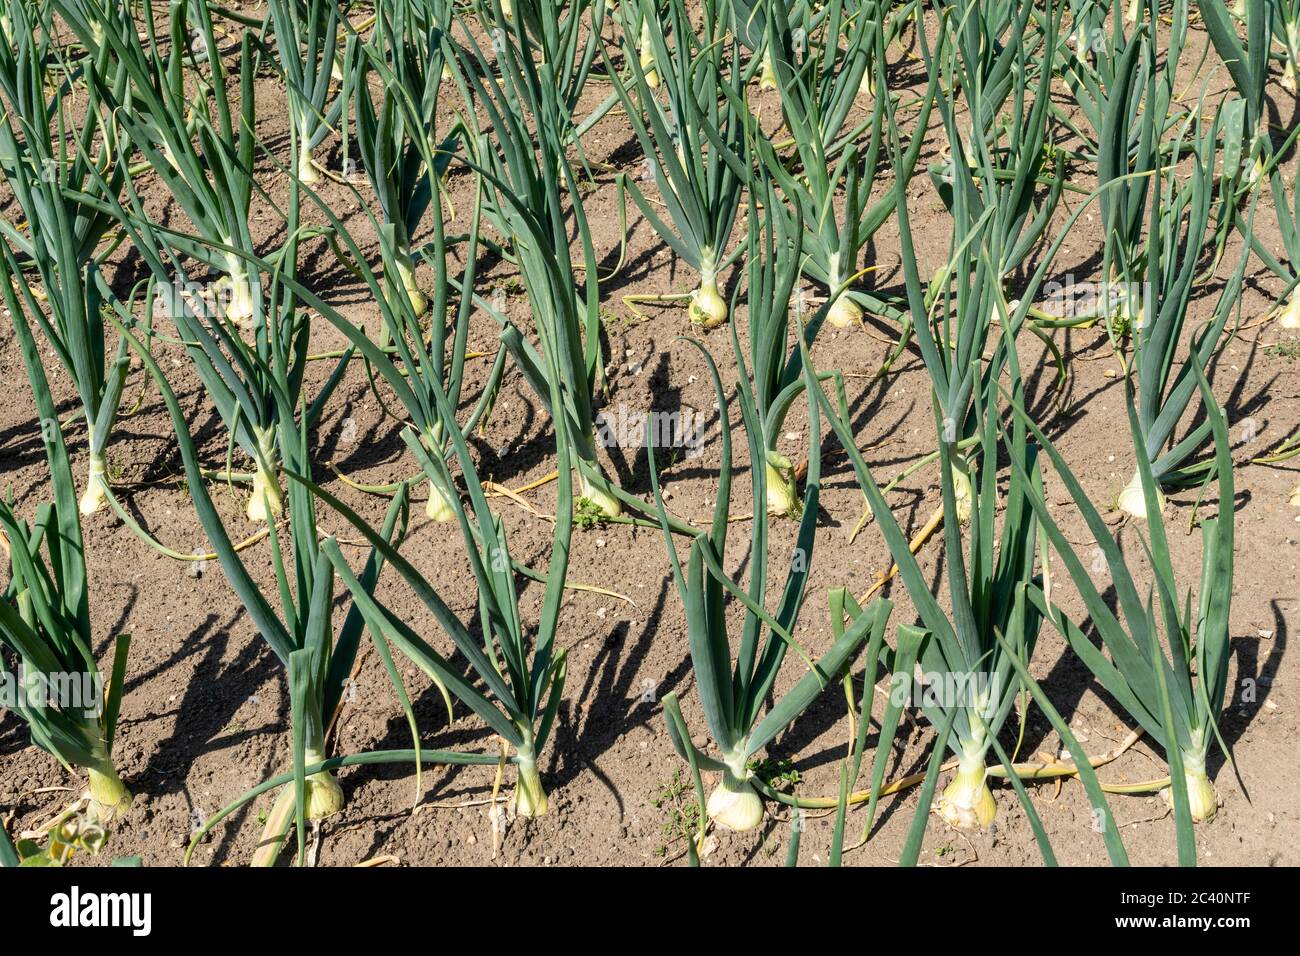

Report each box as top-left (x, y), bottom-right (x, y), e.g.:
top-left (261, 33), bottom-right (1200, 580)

top-left (338, 417), bottom-right (358, 445)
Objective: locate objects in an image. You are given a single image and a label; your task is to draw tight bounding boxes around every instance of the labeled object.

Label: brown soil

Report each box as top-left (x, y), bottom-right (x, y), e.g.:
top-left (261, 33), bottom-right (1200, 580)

top-left (1, 7), bottom-right (1297, 867)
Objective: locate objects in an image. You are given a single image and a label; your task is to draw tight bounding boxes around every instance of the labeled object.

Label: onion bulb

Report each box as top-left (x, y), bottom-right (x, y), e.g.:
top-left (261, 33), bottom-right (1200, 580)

top-left (937, 756), bottom-right (996, 829)
top-left (247, 431), bottom-right (283, 523)
top-left (1288, 482), bottom-right (1300, 507)
top-left (707, 770), bottom-right (763, 831)
top-left (580, 472), bottom-right (622, 518)
top-left (690, 279), bottom-right (727, 328)
top-left (297, 143), bottom-right (322, 185)
top-left (87, 767), bottom-right (132, 821)
top-left (514, 750), bottom-right (548, 818)
top-left (759, 51), bottom-right (777, 91)
top-left (827, 293), bottom-right (863, 328)
top-left (426, 480), bottom-right (456, 522)
top-left (765, 452), bottom-right (801, 518)
top-left (858, 67), bottom-right (875, 100)
top-left (79, 437), bottom-right (109, 517)
top-left (950, 457), bottom-right (973, 525)
top-left (302, 748), bottom-right (344, 820)
top-left (1165, 751), bottom-right (1218, 823)
top-left (1275, 287), bottom-right (1300, 331)
top-left (1115, 468), bottom-right (1164, 520)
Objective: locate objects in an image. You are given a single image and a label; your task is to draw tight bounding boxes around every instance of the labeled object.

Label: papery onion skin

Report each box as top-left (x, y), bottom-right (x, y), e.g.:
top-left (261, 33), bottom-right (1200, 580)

top-left (937, 757), bottom-right (997, 830)
top-left (425, 480), bottom-right (457, 522)
top-left (1275, 288), bottom-right (1300, 331)
top-left (707, 772), bottom-right (764, 831)
top-left (689, 282), bottom-right (728, 329)
top-left (580, 473), bottom-right (623, 519)
top-left (1115, 468), bottom-right (1165, 520)
top-left (827, 294), bottom-right (863, 329)
top-left (302, 749), bottom-right (345, 820)
top-left (87, 766), bottom-right (133, 822)
top-left (765, 453), bottom-right (801, 518)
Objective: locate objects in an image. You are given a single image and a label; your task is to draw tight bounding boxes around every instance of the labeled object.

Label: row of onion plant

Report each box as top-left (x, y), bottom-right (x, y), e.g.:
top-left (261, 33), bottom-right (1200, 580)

top-left (0, 0), bottom-right (130, 516)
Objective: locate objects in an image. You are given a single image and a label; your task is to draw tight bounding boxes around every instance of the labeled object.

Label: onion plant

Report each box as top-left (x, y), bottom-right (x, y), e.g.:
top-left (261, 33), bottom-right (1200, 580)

top-left (607, 0), bottom-right (746, 328)
top-left (0, 245), bottom-right (131, 820)
top-left (0, 3), bottom-right (131, 516)
top-left (736, 178), bottom-right (804, 516)
top-left (1198, 0), bottom-right (1271, 180)
top-left (0, 0), bottom-right (126, 267)
top-left (289, 140), bottom-right (507, 523)
top-left (1249, 118), bottom-right (1300, 331)
top-left (757, 0), bottom-right (934, 329)
top-left (1011, 368), bottom-right (1237, 862)
top-left (893, 0), bottom-right (1061, 522)
top-left (1112, 103), bottom-right (1253, 518)
top-left (1275, 0), bottom-right (1300, 92)
top-left (92, 145), bottom-right (320, 523)
top-left (464, 0), bottom-right (607, 143)
top-left (1058, 0), bottom-right (1187, 161)
top-left (349, 0), bottom-right (453, 319)
top-left (1058, 3), bottom-right (1191, 331)
top-left (114, 318), bottom-right (413, 863)
top-left (648, 333), bottom-right (876, 833)
top-left (267, 0), bottom-right (343, 186)
top-left (731, 171), bottom-right (850, 519)
top-left (298, 337), bottom-right (579, 819)
top-left (800, 302), bottom-right (1046, 831)
top-left (448, 8), bottom-right (623, 516)
top-left (58, 0), bottom-right (262, 328)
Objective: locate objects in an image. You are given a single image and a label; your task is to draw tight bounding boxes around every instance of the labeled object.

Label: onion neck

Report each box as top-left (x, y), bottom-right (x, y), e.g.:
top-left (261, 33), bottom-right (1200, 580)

top-left (390, 250), bottom-right (428, 318)
top-left (764, 451), bottom-right (801, 518)
top-left (1285, 28), bottom-right (1300, 94)
top-left (224, 256), bottom-right (256, 328)
top-left (513, 742), bottom-right (548, 818)
top-left (246, 429), bottom-right (283, 523)
top-left (1115, 467), bottom-right (1164, 520)
top-left (639, 19), bottom-right (658, 88)
top-left (297, 140), bottom-right (321, 185)
top-left (759, 50), bottom-right (777, 90)
top-left (79, 427), bottom-right (110, 516)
